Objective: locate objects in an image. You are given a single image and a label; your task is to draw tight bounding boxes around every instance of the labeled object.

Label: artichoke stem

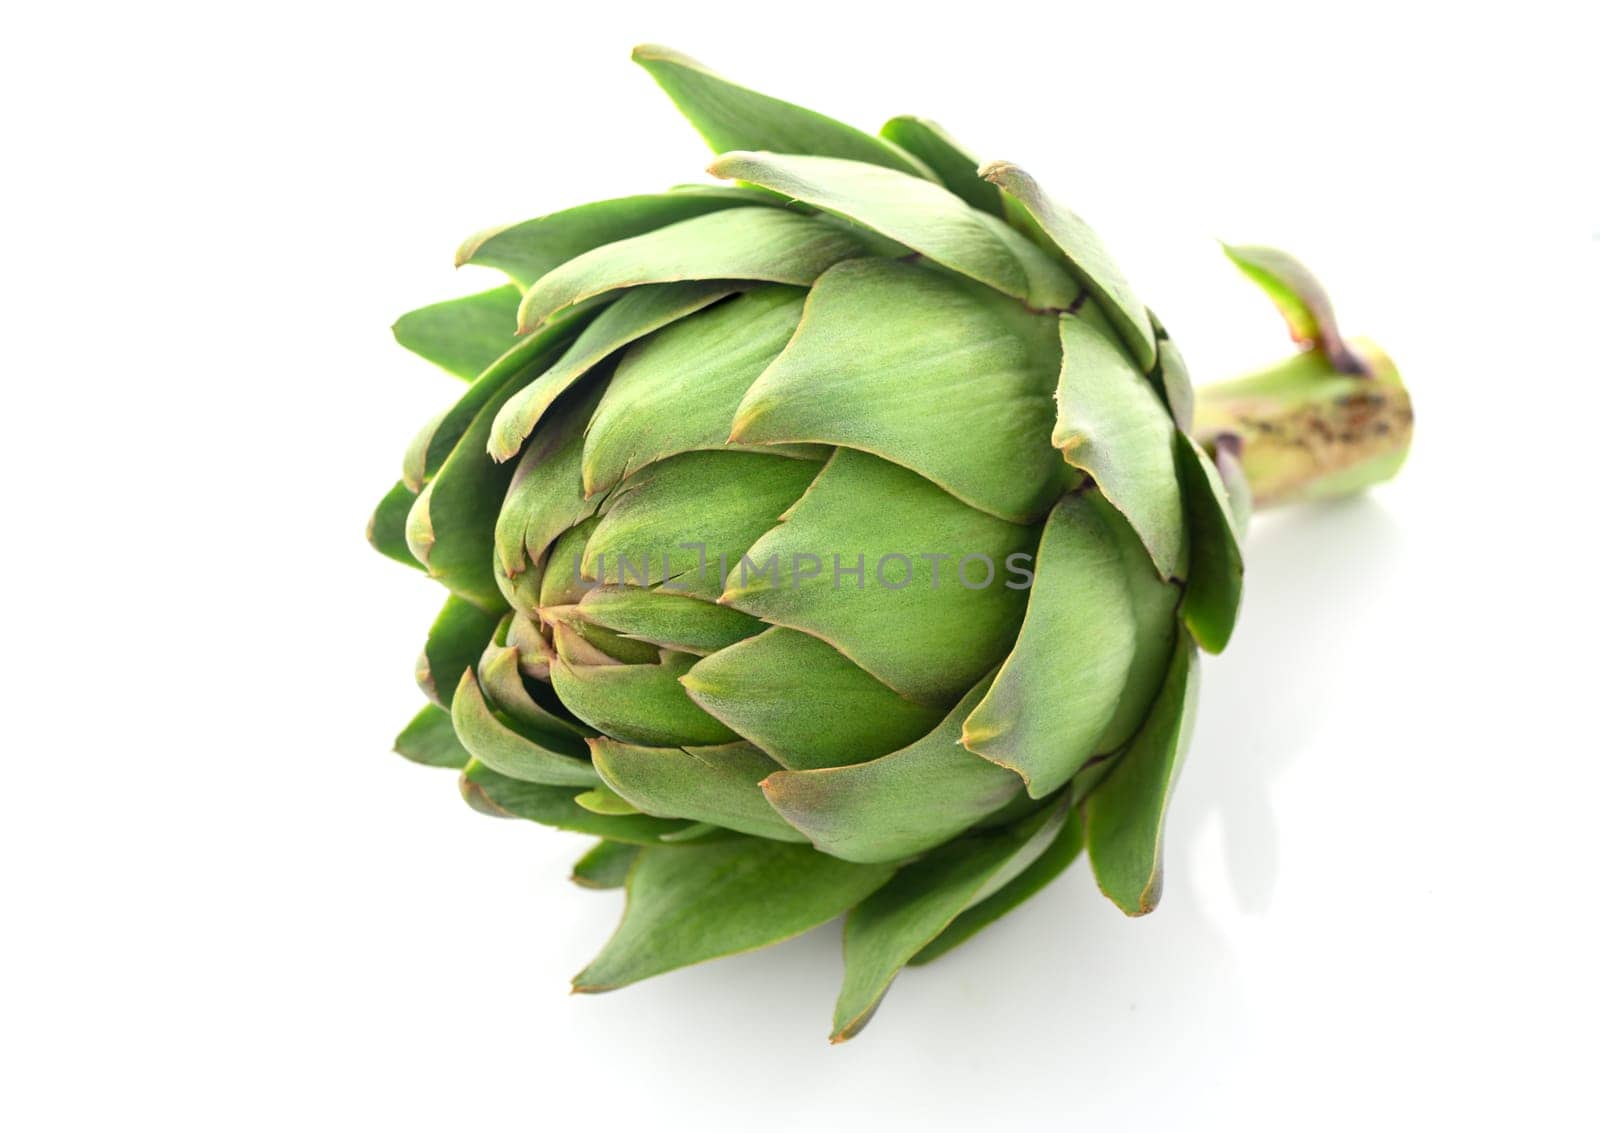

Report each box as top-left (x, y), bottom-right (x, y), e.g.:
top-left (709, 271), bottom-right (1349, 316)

top-left (1192, 339), bottom-right (1412, 509)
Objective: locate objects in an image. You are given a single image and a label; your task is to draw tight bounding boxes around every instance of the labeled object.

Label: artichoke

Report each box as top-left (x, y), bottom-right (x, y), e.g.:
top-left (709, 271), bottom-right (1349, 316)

top-left (369, 45), bottom-right (1412, 1041)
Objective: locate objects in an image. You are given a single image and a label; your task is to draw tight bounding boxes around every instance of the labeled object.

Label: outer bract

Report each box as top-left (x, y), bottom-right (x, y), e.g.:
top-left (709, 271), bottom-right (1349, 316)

top-left (372, 45), bottom-right (1258, 1042)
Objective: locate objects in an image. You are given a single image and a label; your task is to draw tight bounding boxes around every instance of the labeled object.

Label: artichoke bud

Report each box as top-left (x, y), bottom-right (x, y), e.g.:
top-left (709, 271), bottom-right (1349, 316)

top-left (371, 44), bottom-right (1404, 1041)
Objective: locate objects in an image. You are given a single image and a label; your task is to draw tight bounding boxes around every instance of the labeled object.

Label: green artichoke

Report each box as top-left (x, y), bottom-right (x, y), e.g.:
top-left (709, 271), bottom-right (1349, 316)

top-left (369, 45), bottom-right (1411, 1041)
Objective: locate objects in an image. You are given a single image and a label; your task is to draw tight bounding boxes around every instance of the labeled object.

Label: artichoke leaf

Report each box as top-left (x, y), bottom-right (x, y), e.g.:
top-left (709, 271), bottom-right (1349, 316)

top-left (831, 802), bottom-right (1071, 1042)
top-left (961, 492), bottom-right (1139, 799)
top-left (581, 287), bottom-right (809, 496)
top-left (407, 315), bottom-right (590, 489)
top-left (393, 704), bottom-right (471, 770)
top-left (981, 162), bottom-right (1157, 371)
top-left (590, 738), bottom-right (806, 842)
top-left (1054, 316), bottom-right (1188, 581)
top-left (571, 840), bottom-right (641, 889)
top-left (580, 450), bottom-right (823, 601)
top-left (910, 809), bottom-right (1083, 966)
top-left (1068, 752), bottom-right (1120, 806)
top-left (732, 258), bottom-right (1067, 524)
top-left (489, 281), bottom-right (738, 463)
top-left (550, 650), bottom-right (740, 749)
top-left (1084, 634), bottom-right (1200, 915)
top-left (681, 627), bottom-right (945, 771)
top-left (392, 284), bottom-right (523, 380)
top-left (505, 612), bottom-right (555, 681)
top-left (1175, 434), bottom-right (1245, 653)
top-left (572, 836), bottom-right (895, 993)
top-left (517, 208), bottom-right (868, 334)
top-left (399, 407), bottom-right (448, 494)
top-left (576, 586), bottom-right (763, 656)
top-left (632, 44), bottom-right (934, 179)
top-left (709, 151), bottom-right (1075, 312)
top-left (368, 479), bottom-right (422, 570)
top-left (574, 785), bottom-right (641, 815)
top-left (879, 116), bottom-right (1003, 216)
top-left (1150, 315), bottom-right (1196, 433)
top-left (723, 449), bottom-right (1034, 704)
top-left (547, 605), bottom-right (660, 668)
top-left (460, 760), bottom-right (690, 844)
top-left (451, 669), bottom-right (599, 787)
top-left (534, 519), bottom-right (605, 613)
top-left (415, 594), bottom-right (503, 709)
top-left (405, 322), bottom-right (583, 609)
top-left (761, 673), bottom-right (1025, 864)
top-left (494, 384), bottom-right (606, 608)
top-left (458, 189), bottom-right (766, 288)
top-left (476, 638), bottom-right (593, 740)
top-left (1091, 495), bottom-right (1183, 753)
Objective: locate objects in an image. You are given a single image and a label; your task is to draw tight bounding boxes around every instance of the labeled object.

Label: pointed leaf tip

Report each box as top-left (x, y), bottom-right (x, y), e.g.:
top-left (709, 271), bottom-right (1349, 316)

top-left (880, 116), bottom-right (1003, 215)
top-left (572, 839), bottom-right (894, 993)
top-left (369, 480), bottom-right (423, 570)
top-left (631, 45), bottom-right (933, 179)
top-left (1084, 637), bottom-right (1200, 915)
top-left (393, 704), bottom-right (471, 769)
top-left (978, 158), bottom-right (1022, 184)
top-left (392, 285), bottom-right (523, 380)
top-left (980, 161), bottom-right (1156, 372)
top-left (570, 840), bottom-right (640, 890)
top-left (1221, 243), bottom-right (1368, 376)
top-left (830, 804), bottom-right (1072, 1040)
top-left (630, 42), bottom-right (688, 65)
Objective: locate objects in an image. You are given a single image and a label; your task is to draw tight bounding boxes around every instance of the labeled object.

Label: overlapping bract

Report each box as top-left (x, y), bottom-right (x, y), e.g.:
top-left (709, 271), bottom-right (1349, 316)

top-left (370, 45), bottom-right (1243, 1040)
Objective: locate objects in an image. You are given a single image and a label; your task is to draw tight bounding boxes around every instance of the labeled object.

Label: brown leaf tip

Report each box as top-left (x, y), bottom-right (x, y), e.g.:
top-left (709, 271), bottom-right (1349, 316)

top-left (978, 160), bottom-right (1033, 192)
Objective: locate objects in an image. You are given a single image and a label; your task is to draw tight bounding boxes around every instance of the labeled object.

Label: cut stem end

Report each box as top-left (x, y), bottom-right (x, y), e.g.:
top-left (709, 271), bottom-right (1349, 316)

top-left (1192, 341), bottom-right (1412, 509)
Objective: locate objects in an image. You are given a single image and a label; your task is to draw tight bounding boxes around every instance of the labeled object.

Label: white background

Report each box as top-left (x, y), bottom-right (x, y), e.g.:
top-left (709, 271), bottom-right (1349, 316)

top-left (4, 1), bottom-right (1597, 1128)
